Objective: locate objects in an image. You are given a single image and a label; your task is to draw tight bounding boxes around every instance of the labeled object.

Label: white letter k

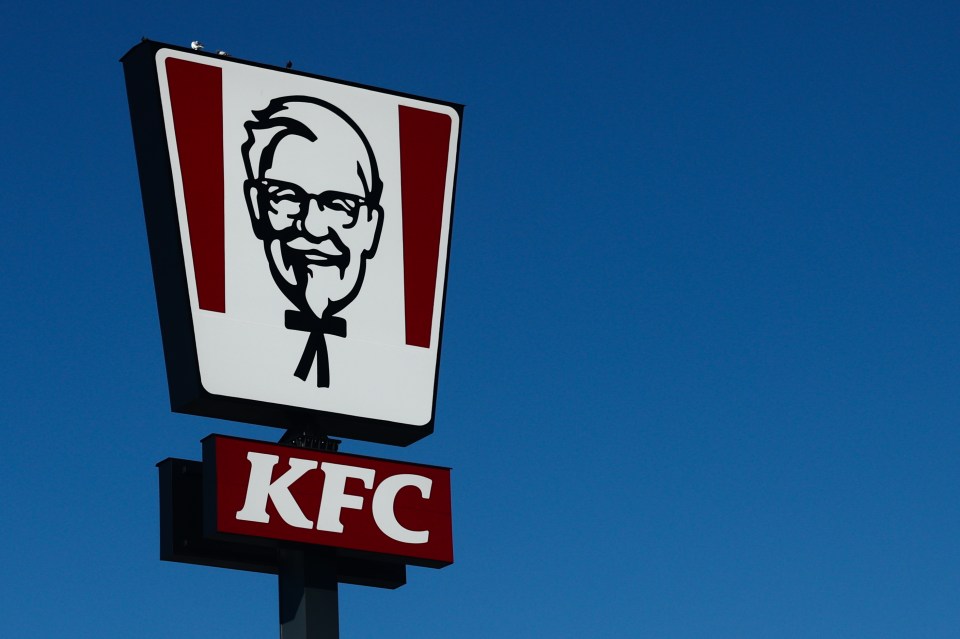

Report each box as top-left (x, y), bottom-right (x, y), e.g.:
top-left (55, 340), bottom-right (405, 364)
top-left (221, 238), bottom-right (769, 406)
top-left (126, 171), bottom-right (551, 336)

top-left (235, 452), bottom-right (318, 529)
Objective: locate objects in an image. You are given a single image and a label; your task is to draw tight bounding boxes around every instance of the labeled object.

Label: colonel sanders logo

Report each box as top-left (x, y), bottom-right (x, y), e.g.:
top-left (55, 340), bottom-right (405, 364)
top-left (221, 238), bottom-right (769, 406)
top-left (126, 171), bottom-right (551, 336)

top-left (137, 47), bottom-right (460, 436)
top-left (241, 97), bottom-right (384, 388)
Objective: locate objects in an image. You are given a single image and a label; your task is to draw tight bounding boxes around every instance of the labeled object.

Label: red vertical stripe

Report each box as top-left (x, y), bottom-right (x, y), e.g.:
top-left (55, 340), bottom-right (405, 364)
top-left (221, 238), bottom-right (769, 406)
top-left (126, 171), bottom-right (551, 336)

top-left (399, 106), bottom-right (452, 348)
top-left (166, 58), bottom-right (225, 313)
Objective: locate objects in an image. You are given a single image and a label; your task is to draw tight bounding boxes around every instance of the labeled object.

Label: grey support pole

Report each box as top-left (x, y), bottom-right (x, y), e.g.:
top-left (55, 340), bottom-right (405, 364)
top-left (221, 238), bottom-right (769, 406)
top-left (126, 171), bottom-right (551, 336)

top-left (279, 548), bottom-right (339, 638)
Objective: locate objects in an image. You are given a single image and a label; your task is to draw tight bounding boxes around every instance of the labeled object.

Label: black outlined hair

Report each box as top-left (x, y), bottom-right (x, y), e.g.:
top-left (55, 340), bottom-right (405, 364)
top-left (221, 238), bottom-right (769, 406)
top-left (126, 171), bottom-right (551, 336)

top-left (240, 96), bottom-right (383, 206)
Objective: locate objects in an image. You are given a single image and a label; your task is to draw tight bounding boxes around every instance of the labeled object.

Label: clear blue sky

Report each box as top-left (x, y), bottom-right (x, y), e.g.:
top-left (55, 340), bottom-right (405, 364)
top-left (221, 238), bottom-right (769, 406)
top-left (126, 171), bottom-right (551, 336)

top-left (2, 1), bottom-right (959, 637)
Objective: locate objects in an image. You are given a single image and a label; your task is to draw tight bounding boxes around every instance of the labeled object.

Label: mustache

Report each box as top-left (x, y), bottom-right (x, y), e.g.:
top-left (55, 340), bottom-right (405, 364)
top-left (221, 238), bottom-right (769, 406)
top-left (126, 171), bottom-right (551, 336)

top-left (279, 228), bottom-right (350, 277)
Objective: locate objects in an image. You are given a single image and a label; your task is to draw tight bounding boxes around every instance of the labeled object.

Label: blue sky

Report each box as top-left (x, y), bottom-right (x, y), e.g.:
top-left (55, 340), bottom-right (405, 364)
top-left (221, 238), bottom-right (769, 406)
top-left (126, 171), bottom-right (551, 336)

top-left (2, 1), bottom-right (960, 637)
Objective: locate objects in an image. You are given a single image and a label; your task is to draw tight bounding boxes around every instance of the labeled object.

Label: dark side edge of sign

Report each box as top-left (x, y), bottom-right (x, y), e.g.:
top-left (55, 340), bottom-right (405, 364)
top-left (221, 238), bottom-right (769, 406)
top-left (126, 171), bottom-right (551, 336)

top-left (121, 39), bottom-right (464, 447)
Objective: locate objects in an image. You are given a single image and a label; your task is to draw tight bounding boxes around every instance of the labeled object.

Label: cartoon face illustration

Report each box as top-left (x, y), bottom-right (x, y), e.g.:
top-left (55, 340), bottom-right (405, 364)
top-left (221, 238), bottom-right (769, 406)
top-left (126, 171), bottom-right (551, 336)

top-left (242, 97), bottom-right (384, 387)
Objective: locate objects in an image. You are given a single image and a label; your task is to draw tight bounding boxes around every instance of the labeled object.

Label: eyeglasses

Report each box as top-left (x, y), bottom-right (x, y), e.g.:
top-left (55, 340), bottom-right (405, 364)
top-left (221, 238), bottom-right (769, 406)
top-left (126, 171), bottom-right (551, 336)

top-left (248, 178), bottom-right (365, 221)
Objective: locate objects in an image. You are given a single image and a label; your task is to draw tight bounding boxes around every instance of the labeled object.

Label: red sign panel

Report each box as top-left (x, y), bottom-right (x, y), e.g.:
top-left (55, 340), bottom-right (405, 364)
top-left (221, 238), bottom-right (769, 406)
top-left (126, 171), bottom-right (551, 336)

top-left (203, 436), bottom-right (453, 567)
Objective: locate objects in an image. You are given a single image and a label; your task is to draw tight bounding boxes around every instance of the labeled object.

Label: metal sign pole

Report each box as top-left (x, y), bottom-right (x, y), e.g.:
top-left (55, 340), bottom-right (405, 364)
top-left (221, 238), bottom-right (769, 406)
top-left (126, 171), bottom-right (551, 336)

top-left (279, 548), bottom-right (339, 639)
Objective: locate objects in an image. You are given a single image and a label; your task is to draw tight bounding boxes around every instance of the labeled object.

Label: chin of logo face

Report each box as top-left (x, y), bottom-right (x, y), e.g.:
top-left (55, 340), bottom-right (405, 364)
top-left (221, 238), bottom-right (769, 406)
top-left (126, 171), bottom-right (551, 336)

top-left (291, 252), bottom-right (359, 319)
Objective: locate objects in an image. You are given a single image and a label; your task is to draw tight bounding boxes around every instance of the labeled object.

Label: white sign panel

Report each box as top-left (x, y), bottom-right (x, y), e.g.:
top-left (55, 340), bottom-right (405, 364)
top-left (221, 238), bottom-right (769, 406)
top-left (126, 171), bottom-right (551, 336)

top-left (125, 42), bottom-right (461, 443)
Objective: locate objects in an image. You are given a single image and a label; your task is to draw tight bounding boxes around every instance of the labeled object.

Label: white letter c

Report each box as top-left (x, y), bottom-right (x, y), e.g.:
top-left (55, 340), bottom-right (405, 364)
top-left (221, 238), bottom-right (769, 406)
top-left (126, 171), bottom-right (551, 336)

top-left (372, 474), bottom-right (432, 544)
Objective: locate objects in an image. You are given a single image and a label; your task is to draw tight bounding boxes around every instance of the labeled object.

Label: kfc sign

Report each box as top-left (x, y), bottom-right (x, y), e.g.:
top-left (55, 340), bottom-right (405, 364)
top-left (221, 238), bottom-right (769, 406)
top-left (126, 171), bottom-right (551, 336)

top-left (203, 436), bottom-right (453, 567)
top-left (123, 41), bottom-right (462, 444)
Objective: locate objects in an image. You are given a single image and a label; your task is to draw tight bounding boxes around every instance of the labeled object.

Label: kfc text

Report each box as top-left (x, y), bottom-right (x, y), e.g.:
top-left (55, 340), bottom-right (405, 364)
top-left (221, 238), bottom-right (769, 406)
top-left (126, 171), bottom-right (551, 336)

top-left (203, 436), bottom-right (453, 566)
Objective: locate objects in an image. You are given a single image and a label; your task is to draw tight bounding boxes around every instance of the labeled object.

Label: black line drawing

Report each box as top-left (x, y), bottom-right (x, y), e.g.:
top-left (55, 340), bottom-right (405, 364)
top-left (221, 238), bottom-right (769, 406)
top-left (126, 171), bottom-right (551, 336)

top-left (242, 96), bottom-right (384, 387)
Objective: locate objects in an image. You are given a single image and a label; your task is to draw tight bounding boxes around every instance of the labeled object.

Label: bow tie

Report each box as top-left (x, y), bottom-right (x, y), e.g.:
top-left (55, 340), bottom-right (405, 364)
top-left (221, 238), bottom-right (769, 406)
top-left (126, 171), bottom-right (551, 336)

top-left (284, 310), bottom-right (347, 388)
